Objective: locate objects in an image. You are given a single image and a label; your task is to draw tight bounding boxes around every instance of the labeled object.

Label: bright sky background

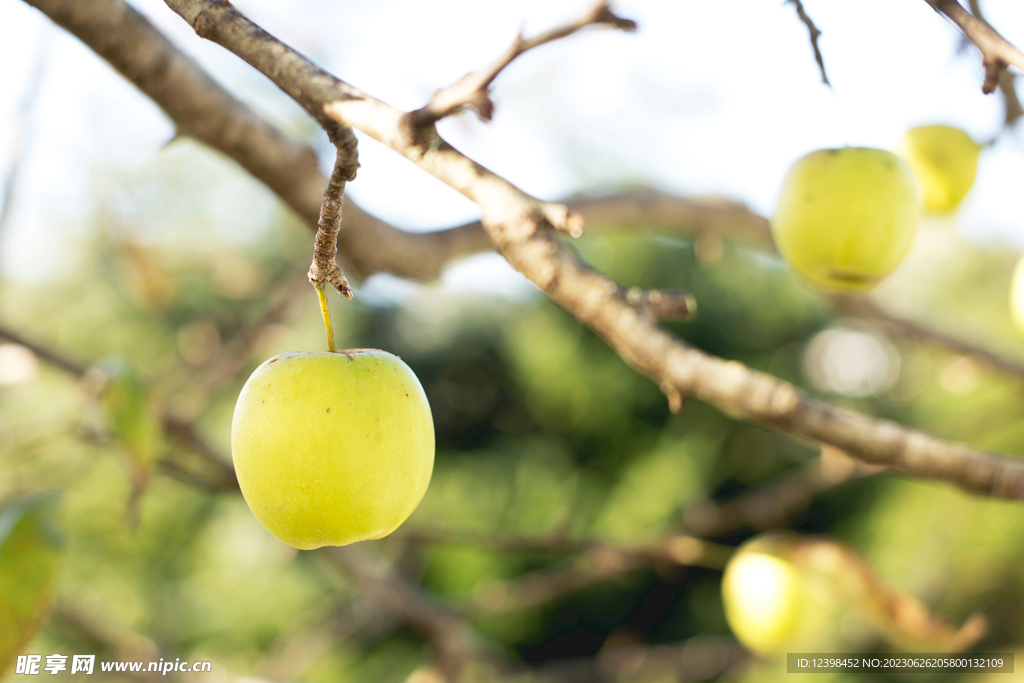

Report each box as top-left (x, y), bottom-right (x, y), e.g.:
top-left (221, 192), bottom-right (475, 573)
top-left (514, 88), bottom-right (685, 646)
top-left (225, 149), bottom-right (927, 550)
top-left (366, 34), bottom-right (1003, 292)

top-left (1, 0), bottom-right (1022, 298)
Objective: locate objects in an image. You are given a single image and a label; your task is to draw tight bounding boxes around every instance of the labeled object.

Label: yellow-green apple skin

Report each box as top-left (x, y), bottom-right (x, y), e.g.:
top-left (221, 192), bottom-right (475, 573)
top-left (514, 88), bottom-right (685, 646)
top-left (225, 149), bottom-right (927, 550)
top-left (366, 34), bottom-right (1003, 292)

top-left (899, 125), bottom-right (980, 215)
top-left (231, 350), bottom-right (434, 550)
top-left (721, 535), bottom-right (841, 657)
top-left (771, 147), bottom-right (918, 292)
top-left (722, 548), bottom-right (807, 655)
top-left (1011, 256), bottom-right (1024, 338)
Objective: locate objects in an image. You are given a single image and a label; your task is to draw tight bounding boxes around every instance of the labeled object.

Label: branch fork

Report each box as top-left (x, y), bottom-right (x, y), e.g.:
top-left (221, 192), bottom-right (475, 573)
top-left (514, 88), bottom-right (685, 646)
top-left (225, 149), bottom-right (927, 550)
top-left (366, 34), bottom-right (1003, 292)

top-left (925, 0), bottom-right (1024, 94)
top-left (407, 0), bottom-right (636, 126)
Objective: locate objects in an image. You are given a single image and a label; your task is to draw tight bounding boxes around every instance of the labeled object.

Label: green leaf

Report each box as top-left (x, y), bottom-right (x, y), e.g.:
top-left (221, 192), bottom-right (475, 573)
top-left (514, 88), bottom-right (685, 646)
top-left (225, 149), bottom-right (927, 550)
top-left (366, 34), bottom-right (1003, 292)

top-left (97, 357), bottom-right (163, 466)
top-left (0, 495), bottom-right (61, 676)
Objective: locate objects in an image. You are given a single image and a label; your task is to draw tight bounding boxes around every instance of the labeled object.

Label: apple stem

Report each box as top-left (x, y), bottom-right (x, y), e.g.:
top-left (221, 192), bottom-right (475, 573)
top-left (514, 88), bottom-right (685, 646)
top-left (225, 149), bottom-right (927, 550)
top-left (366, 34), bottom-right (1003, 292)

top-left (307, 136), bottom-right (357, 354)
top-left (308, 136), bottom-right (357, 354)
top-left (316, 284), bottom-right (336, 353)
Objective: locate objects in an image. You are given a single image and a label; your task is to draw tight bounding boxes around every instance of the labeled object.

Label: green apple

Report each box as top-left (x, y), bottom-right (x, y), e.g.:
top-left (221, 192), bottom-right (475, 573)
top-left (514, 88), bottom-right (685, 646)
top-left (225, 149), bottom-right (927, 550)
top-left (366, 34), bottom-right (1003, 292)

top-left (721, 535), bottom-right (842, 657)
top-left (771, 147), bottom-right (918, 292)
top-left (231, 349), bottom-right (434, 550)
top-left (723, 533), bottom-right (985, 656)
top-left (899, 125), bottom-right (980, 215)
top-left (722, 550), bottom-right (805, 655)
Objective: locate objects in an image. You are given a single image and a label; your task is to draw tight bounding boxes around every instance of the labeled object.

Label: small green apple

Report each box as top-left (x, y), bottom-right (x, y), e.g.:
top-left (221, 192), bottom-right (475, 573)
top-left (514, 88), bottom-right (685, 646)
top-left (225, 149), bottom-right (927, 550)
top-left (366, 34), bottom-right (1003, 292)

top-left (771, 147), bottom-right (918, 292)
top-left (898, 125), bottom-right (980, 215)
top-left (722, 550), bottom-right (805, 655)
top-left (721, 535), bottom-right (843, 657)
top-left (721, 533), bottom-right (983, 656)
top-left (231, 349), bottom-right (434, 550)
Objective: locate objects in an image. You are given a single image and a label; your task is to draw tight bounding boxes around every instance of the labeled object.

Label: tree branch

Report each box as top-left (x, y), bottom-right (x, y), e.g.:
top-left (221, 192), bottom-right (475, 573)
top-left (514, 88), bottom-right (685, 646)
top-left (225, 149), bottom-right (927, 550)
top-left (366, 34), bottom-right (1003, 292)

top-left (683, 446), bottom-right (878, 537)
top-left (408, 0), bottom-right (636, 125)
top-left (563, 189), bottom-right (774, 243)
top-left (397, 527), bottom-right (730, 618)
top-left (400, 526), bottom-right (732, 564)
top-left (787, 0), bottom-right (830, 86)
top-left (924, 0), bottom-right (1024, 94)
top-left (836, 296), bottom-right (1024, 382)
top-left (966, 0), bottom-right (1023, 127)
top-left (450, 532), bottom-right (732, 615)
top-left (997, 70), bottom-right (1023, 128)
top-left (158, 0), bottom-right (1024, 501)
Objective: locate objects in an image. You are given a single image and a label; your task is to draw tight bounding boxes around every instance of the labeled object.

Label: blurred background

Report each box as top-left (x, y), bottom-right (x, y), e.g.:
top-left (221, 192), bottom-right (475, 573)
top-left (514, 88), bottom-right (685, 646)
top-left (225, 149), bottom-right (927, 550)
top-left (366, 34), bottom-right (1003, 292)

top-left (2, 0), bottom-right (1024, 681)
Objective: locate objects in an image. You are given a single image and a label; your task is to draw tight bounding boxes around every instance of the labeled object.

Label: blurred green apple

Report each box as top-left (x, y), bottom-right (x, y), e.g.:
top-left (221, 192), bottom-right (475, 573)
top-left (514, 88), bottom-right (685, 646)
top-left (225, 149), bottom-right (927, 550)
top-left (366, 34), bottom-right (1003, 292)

top-left (722, 533), bottom-right (984, 657)
top-left (899, 125), bottom-right (980, 215)
top-left (771, 147), bottom-right (918, 292)
top-left (721, 535), bottom-right (840, 656)
top-left (231, 350), bottom-right (434, 549)
top-left (722, 550), bottom-right (805, 655)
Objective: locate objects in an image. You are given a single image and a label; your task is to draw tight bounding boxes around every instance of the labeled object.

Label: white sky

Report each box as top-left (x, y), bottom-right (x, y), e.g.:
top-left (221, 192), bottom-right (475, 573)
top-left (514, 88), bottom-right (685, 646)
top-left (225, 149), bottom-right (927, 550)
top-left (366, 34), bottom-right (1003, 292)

top-left (0, 0), bottom-right (1022, 296)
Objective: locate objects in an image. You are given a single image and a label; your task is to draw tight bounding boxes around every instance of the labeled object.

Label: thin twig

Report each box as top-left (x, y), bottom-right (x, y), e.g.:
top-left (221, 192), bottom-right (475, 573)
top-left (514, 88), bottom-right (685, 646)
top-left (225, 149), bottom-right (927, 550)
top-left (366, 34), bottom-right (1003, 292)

top-left (683, 447), bottom-right (878, 537)
top-left (399, 527), bottom-right (732, 615)
top-left (924, 0), bottom-right (1024, 94)
top-left (967, 0), bottom-right (1023, 127)
top-left (161, 419), bottom-right (238, 490)
top-left (308, 140), bottom-right (358, 300)
top-left (997, 70), bottom-right (1023, 128)
top-left (400, 526), bottom-right (732, 563)
top-left (0, 324), bottom-right (87, 377)
top-left (468, 534), bottom-right (732, 615)
top-left (409, 0), bottom-right (636, 125)
top-left (787, 0), bottom-right (830, 86)
top-left (836, 296), bottom-right (1024, 382)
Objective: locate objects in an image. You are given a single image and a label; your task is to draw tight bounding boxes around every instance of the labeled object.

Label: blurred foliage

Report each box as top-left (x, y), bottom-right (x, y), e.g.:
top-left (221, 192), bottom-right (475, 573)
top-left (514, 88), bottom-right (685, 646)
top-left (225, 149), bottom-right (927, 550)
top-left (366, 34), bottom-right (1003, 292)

top-left (2, 141), bottom-right (1024, 683)
top-left (0, 495), bottom-right (60, 674)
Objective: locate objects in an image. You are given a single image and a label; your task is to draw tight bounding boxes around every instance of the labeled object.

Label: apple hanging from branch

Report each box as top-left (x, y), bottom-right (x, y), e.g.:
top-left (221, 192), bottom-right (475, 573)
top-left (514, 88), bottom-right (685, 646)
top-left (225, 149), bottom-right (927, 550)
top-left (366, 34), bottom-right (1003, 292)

top-left (231, 142), bottom-right (434, 550)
